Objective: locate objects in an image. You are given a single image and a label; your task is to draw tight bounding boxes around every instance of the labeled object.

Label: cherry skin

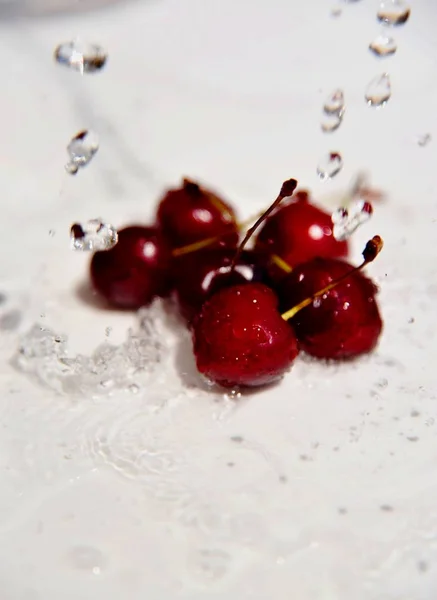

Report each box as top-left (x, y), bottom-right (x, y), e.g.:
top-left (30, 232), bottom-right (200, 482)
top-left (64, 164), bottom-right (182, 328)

top-left (192, 283), bottom-right (299, 388)
top-left (90, 226), bottom-right (172, 309)
top-left (157, 178), bottom-right (239, 250)
top-left (255, 190), bottom-right (349, 281)
top-left (277, 257), bottom-right (383, 360)
top-left (173, 248), bottom-right (266, 324)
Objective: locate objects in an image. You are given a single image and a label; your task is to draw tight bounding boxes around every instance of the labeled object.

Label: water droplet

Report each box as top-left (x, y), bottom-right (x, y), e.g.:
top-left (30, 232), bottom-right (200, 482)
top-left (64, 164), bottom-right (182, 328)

top-left (54, 39), bottom-right (107, 73)
top-left (317, 152), bottom-right (343, 180)
top-left (321, 113), bottom-right (343, 133)
top-left (128, 383), bottom-right (140, 394)
top-left (70, 220), bottom-right (118, 252)
top-left (224, 387), bottom-right (241, 400)
top-left (330, 6), bottom-right (342, 17)
top-left (369, 33), bottom-right (397, 56)
top-left (331, 199), bottom-right (373, 241)
top-left (417, 133), bottom-right (431, 147)
top-left (48, 229), bottom-right (56, 237)
top-left (65, 130), bottom-right (99, 174)
top-left (377, 1), bottom-right (410, 26)
top-left (324, 89), bottom-right (345, 114)
top-left (365, 73), bottom-right (391, 107)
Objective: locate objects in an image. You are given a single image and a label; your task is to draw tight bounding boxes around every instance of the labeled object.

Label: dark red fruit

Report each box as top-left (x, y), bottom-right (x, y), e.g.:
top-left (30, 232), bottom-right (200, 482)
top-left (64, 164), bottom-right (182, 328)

top-left (173, 248), bottom-right (266, 323)
top-left (157, 178), bottom-right (239, 250)
top-left (90, 226), bottom-right (172, 309)
top-left (192, 283), bottom-right (299, 387)
top-left (255, 190), bottom-right (349, 281)
top-left (277, 258), bottom-right (382, 360)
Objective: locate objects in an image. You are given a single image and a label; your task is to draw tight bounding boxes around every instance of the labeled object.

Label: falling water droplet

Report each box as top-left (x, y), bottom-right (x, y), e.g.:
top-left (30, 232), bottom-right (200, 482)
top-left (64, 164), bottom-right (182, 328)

top-left (365, 73), bottom-right (391, 107)
top-left (417, 133), bottom-right (431, 147)
top-left (324, 89), bottom-right (345, 114)
top-left (321, 113), bottom-right (343, 133)
top-left (369, 33), bottom-right (397, 56)
top-left (377, 1), bottom-right (410, 25)
top-left (65, 130), bottom-right (99, 175)
top-left (317, 152), bottom-right (343, 180)
top-left (321, 89), bottom-right (345, 133)
top-left (332, 200), bottom-right (373, 241)
top-left (70, 220), bottom-right (118, 252)
top-left (54, 39), bottom-right (107, 73)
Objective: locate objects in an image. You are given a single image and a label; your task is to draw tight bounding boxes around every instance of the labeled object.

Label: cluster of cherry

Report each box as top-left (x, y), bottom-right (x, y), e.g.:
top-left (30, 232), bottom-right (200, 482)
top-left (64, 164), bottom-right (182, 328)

top-left (88, 177), bottom-right (383, 389)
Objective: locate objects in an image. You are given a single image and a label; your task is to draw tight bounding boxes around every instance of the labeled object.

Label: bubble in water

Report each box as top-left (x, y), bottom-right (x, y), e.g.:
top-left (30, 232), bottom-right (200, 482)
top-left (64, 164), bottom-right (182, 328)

top-left (65, 130), bottom-right (99, 174)
top-left (224, 388), bottom-right (241, 400)
top-left (332, 200), bottom-right (373, 241)
top-left (54, 39), bottom-right (107, 73)
top-left (70, 220), bottom-right (118, 252)
top-left (377, 1), bottom-right (410, 25)
top-left (369, 33), bottom-right (397, 56)
top-left (417, 133), bottom-right (431, 147)
top-left (365, 73), bottom-right (391, 107)
top-left (317, 152), bottom-right (343, 180)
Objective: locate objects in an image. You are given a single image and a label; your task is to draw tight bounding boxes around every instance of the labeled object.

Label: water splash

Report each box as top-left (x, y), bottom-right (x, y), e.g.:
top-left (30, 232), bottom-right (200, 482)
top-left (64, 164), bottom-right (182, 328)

top-left (54, 39), bottom-right (107, 73)
top-left (70, 220), bottom-right (118, 252)
top-left (365, 73), bottom-right (391, 107)
top-left (65, 130), bottom-right (99, 174)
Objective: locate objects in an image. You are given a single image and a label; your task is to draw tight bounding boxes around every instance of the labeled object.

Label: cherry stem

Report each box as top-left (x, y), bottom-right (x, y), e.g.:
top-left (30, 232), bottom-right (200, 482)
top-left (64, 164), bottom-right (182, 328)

top-left (270, 253), bottom-right (293, 274)
top-left (281, 235), bottom-right (383, 322)
top-left (229, 178), bottom-right (298, 272)
top-left (171, 213), bottom-right (260, 257)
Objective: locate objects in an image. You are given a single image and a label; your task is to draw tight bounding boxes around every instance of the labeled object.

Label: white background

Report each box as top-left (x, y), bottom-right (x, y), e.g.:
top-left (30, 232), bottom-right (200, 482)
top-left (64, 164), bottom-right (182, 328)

top-left (0, 0), bottom-right (436, 598)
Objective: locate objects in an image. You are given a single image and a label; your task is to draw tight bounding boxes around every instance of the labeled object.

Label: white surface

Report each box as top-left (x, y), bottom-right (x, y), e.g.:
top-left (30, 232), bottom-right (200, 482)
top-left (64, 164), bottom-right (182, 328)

top-left (0, 0), bottom-right (437, 598)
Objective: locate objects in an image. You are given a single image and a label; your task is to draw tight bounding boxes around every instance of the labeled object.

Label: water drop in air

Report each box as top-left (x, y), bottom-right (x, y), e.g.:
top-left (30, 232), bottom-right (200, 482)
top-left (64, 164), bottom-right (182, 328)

top-left (365, 73), bottom-right (391, 107)
top-left (331, 200), bottom-right (373, 241)
top-left (317, 152), bottom-right (343, 180)
top-left (321, 113), bottom-right (343, 133)
top-left (369, 33), bottom-right (397, 56)
top-left (65, 130), bottom-right (99, 174)
top-left (70, 220), bottom-right (118, 252)
top-left (377, 1), bottom-right (410, 25)
top-left (324, 89), bottom-right (345, 114)
top-left (321, 89), bottom-right (345, 133)
top-left (54, 39), bottom-right (107, 73)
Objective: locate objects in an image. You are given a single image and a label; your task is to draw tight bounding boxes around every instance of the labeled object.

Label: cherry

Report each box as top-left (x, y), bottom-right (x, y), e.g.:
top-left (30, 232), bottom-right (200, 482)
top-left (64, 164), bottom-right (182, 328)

top-left (277, 239), bottom-right (383, 360)
top-left (255, 190), bottom-right (349, 281)
top-left (157, 178), bottom-right (239, 250)
top-left (192, 283), bottom-right (299, 388)
top-left (90, 226), bottom-right (172, 309)
top-left (173, 248), bottom-right (266, 323)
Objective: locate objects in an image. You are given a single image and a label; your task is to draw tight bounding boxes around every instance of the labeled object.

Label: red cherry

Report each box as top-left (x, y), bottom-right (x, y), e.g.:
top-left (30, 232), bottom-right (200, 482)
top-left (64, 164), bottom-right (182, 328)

top-left (173, 248), bottom-right (266, 323)
top-left (277, 257), bottom-right (383, 360)
top-left (90, 226), bottom-right (172, 309)
top-left (192, 283), bottom-right (299, 387)
top-left (157, 178), bottom-right (239, 250)
top-left (255, 190), bottom-right (349, 281)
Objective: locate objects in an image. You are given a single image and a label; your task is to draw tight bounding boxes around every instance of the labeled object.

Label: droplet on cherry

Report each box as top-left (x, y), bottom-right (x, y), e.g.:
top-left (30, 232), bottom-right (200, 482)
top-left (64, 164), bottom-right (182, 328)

top-left (157, 178), bottom-right (239, 250)
top-left (173, 248), bottom-right (266, 324)
top-left (192, 283), bottom-right (299, 388)
top-left (90, 226), bottom-right (172, 309)
top-left (277, 249), bottom-right (383, 360)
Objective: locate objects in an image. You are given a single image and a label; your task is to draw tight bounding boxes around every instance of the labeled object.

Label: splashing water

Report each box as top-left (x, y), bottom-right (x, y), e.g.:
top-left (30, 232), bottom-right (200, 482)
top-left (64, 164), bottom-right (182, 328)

top-left (70, 220), bottom-right (118, 252)
top-left (65, 130), bottom-right (99, 174)
top-left (54, 39), bottom-right (107, 73)
top-left (332, 200), bottom-right (373, 241)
